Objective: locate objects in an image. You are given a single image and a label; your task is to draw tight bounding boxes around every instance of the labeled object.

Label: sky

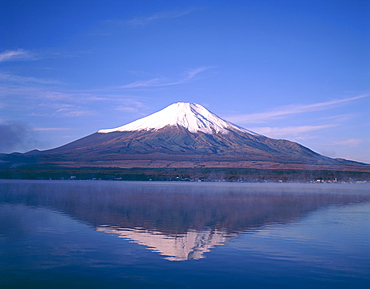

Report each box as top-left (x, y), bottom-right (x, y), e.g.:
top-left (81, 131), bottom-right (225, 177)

top-left (1, 0), bottom-right (369, 163)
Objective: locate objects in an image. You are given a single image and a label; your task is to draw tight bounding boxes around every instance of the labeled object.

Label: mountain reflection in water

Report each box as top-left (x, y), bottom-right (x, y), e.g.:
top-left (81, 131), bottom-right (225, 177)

top-left (1, 180), bottom-right (369, 261)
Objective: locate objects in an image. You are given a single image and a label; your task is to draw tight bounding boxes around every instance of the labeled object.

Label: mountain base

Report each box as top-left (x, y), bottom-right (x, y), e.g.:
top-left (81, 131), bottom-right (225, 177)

top-left (1, 166), bottom-right (370, 183)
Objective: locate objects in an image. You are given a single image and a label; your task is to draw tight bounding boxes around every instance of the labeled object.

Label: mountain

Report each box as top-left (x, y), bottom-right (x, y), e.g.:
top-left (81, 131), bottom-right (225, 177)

top-left (97, 102), bottom-right (256, 135)
top-left (1, 102), bottom-right (369, 172)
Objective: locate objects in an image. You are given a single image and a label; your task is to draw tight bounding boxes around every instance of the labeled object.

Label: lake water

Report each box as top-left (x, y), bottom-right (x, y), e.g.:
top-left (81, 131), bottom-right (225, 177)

top-left (0, 180), bottom-right (370, 288)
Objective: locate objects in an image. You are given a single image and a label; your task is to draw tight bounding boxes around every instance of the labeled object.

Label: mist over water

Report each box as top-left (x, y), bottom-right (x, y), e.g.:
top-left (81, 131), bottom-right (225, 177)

top-left (1, 180), bottom-right (370, 288)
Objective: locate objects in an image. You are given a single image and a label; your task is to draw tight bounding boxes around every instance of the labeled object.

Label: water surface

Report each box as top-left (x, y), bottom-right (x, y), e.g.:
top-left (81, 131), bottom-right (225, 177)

top-left (1, 180), bottom-right (370, 288)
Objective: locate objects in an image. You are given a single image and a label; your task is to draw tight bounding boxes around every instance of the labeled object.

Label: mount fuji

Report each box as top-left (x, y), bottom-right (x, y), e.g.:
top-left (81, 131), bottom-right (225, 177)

top-left (1, 102), bottom-right (369, 173)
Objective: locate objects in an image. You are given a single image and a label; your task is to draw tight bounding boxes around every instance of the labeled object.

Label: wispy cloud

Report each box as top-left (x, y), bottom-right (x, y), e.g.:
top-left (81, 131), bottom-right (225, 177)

top-left (115, 101), bottom-right (146, 113)
top-left (126, 9), bottom-right (194, 26)
top-left (334, 138), bottom-right (363, 146)
top-left (0, 49), bottom-right (36, 62)
top-left (33, 127), bottom-right (72, 131)
top-left (54, 107), bottom-right (95, 118)
top-left (119, 67), bottom-right (213, 89)
top-left (120, 78), bottom-right (163, 89)
top-left (24, 101), bottom-right (96, 118)
top-left (0, 73), bottom-right (61, 85)
top-left (228, 94), bottom-right (369, 124)
top-left (0, 78), bottom-right (146, 119)
top-left (0, 82), bottom-right (102, 118)
top-left (0, 84), bottom-right (127, 104)
top-left (115, 106), bottom-right (139, 113)
top-left (319, 113), bottom-right (357, 122)
top-left (251, 125), bottom-right (336, 138)
top-left (92, 8), bottom-right (197, 36)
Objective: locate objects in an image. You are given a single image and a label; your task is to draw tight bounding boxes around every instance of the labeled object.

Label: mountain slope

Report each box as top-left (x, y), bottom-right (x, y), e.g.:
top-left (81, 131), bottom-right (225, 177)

top-left (1, 102), bottom-right (369, 171)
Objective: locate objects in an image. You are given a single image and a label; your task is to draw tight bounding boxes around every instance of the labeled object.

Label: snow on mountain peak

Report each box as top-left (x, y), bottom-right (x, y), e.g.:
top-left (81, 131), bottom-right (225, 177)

top-left (98, 102), bottom-right (257, 135)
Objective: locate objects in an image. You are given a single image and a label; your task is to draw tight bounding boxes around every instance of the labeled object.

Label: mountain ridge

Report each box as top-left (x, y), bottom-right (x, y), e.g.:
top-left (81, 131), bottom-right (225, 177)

top-left (1, 102), bottom-right (369, 172)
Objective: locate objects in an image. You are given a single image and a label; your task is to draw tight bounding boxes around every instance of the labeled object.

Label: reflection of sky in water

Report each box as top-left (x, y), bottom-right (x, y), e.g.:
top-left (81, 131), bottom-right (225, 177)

top-left (1, 180), bottom-right (370, 288)
top-left (228, 202), bottom-right (370, 276)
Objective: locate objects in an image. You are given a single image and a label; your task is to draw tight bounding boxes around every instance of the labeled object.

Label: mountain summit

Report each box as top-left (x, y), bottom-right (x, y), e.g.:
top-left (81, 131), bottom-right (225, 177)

top-left (1, 102), bottom-right (369, 172)
top-left (98, 102), bottom-right (256, 135)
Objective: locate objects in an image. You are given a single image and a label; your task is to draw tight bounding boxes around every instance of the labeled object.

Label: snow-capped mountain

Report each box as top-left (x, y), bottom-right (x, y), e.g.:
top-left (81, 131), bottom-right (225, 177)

top-left (2, 102), bottom-right (369, 172)
top-left (98, 102), bottom-right (257, 135)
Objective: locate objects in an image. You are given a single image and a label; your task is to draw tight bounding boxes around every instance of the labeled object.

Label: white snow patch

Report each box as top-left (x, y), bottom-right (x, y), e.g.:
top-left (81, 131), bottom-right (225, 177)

top-left (98, 102), bottom-right (257, 135)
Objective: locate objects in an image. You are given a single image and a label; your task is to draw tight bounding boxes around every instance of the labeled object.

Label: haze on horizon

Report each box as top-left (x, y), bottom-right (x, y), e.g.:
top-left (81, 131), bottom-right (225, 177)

top-left (1, 0), bottom-right (369, 163)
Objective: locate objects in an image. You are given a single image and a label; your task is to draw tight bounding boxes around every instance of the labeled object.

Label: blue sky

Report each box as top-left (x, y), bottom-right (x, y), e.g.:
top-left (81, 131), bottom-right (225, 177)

top-left (1, 0), bottom-right (369, 163)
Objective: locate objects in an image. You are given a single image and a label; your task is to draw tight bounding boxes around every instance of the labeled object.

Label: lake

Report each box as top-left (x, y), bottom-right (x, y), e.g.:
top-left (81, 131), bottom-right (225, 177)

top-left (0, 180), bottom-right (370, 288)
